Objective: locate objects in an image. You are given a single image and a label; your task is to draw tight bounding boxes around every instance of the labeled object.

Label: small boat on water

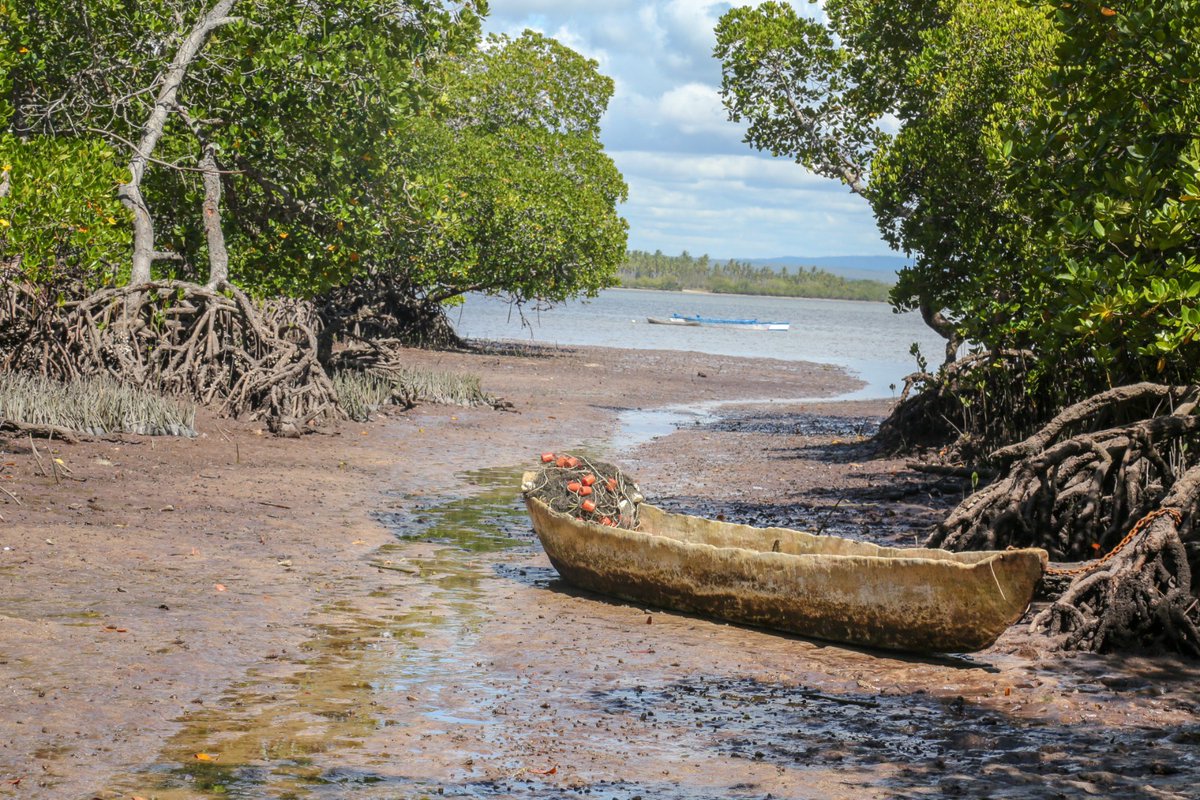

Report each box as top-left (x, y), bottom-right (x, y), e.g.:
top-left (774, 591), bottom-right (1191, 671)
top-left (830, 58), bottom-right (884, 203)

top-left (647, 316), bottom-right (700, 326)
top-left (669, 313), bottom-right (789, 331)
top-left (521, 481), bottom-right (1047, 653)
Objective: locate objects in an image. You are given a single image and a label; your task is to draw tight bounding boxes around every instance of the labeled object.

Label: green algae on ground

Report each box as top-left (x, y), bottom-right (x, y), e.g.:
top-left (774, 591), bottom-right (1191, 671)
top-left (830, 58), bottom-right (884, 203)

top-left (374, 465), bottom-right (533, 553)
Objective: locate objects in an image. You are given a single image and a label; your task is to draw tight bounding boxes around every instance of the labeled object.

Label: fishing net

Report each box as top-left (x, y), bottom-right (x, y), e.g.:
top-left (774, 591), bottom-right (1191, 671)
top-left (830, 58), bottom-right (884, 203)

top-left (523, 453), bottom-right (642, 529)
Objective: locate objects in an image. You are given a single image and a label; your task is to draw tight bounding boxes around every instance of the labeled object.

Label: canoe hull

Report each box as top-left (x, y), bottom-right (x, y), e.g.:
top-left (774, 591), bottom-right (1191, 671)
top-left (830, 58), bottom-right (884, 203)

top-left (524, 497), bottom-right (1046, 654)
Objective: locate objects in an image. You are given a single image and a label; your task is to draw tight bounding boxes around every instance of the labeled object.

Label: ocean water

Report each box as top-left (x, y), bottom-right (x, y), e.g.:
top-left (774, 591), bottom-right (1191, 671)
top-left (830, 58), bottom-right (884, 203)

top-left (449, 288), bottom-right (946, 399)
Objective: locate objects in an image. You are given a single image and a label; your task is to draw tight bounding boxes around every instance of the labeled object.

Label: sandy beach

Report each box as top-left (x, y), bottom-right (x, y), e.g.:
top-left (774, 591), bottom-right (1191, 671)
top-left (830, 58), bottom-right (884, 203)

top-left (2, 342), bottom-right (1198, 799)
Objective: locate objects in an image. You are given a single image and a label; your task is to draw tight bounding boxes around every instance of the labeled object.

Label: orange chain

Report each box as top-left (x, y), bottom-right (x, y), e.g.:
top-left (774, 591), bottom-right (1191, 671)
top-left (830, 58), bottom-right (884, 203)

top-left (1045, 507), bottom-right (1184, 577)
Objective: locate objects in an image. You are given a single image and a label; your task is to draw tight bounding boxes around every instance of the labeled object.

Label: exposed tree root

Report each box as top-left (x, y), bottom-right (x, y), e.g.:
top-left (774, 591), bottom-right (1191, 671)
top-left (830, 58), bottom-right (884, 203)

top-left (1031, 476), bottom-right (1200, 655)
top-left (2, 278), bottom-right (343, 430)
top-left (929, 386), bottom-right (1200, 556)
top-left (924, 383), bottom-right (1200, 653)
top-left (875, 350), bottom-right (1044, 457)
top-left (0, 418), bottom-right (82, 444)
top-left (316, 272), bottom-right (465, 358)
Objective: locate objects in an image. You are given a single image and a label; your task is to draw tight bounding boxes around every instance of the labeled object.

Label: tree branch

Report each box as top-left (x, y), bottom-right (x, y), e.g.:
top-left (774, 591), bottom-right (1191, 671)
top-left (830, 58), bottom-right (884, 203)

top-left (118, 0), bottom-right (242, 284)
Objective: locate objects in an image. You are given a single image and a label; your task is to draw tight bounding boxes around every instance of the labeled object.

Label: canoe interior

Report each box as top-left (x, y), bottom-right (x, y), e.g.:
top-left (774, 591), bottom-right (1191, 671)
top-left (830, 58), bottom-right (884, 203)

top-left (637, 504), bottom-right (1011, 565)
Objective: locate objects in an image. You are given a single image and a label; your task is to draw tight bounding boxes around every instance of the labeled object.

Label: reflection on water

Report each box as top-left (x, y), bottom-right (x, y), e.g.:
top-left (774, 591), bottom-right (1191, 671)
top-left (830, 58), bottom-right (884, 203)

top-left (374, 466), bottom-right (533, 553)
top-left (612, 394), bottom-right (885, 451)
top-left (105, 466), bottom-right (532, 799)
top-left (451, 289), bottom-right (944, 397)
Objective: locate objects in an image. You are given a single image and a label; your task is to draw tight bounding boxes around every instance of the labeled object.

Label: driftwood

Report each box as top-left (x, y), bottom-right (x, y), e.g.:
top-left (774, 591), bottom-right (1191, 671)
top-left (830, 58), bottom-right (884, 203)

top-left (0, 417), bottom-right (82, 444)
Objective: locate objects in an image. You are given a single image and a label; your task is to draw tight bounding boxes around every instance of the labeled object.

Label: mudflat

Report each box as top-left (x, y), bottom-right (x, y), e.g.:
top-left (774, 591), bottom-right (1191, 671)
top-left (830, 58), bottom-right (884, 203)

top-left (2, 343), bottom-right (1197, 799)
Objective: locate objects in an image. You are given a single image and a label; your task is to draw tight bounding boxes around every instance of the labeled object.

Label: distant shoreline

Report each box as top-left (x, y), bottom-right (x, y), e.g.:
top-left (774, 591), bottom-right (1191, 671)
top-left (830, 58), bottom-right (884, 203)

top-left (612, 285), bottom-right (891, 304)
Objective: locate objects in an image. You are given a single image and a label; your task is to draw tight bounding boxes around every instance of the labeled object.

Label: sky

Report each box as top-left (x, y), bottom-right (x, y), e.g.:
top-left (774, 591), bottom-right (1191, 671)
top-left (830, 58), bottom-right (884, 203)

top-left (482, 0), bottom-right (895, 261)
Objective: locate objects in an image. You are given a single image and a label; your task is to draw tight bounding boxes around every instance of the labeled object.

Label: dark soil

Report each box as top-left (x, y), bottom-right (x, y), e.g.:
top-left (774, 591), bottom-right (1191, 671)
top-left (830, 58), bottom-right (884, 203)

top-left (1, 345), bottom-right (1198, 799)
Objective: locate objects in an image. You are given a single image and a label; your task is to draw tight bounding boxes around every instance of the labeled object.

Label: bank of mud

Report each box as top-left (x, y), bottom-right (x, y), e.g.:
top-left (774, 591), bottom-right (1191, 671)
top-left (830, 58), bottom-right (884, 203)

top-left (1, 343), bottom-right (1198, 799)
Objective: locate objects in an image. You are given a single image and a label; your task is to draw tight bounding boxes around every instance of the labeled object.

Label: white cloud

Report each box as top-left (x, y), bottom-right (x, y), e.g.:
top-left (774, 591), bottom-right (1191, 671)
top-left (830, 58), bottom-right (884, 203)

top-left (612, 151), bottom-right (834, 190)
top-left (656, 83), bottom-right (730, 136)
top-left (482, 1), bottom-right (894, 258)
top-left (663, 0), bottom-right (728, 49)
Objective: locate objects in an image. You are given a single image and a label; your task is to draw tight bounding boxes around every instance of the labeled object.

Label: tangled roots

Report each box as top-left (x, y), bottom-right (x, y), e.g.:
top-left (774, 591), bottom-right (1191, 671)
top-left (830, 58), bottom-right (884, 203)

top-left (927, 382), bottom-right (1200, 653)
top-left (2, 278), bottom-right (343, 429)
top-left (930, 384), bottom-right (1200, 556)
top-left (1031, 481), bottom-right (1200, 655)
top-left (875, 350), bottom-right (1047, 458)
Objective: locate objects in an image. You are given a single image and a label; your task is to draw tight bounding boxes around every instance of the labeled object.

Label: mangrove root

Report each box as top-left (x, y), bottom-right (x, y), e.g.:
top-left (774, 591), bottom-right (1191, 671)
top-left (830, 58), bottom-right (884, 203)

top-left (2, 277), bottom-right (343, 429)
top-left (927, 383), bottom-right (1200, 653)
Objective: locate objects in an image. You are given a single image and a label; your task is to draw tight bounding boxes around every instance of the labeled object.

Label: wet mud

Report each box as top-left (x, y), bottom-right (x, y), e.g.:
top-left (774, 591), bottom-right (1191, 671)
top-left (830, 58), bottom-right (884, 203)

top-left (98, 459), bottom-right (1200, 800)
top-left (6, 344), bottom-right (1200, 799)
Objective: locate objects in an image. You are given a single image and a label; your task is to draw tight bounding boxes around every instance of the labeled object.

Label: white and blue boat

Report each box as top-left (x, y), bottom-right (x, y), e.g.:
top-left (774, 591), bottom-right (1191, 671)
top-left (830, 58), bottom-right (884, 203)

top-left (665, 313), bottom-right (790, 331)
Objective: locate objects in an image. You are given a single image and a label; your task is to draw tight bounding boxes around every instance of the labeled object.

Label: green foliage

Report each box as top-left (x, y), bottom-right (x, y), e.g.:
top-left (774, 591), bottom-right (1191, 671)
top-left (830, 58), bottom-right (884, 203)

top-left (1006, 0), bottom-right (1200, 386)
top-left (146, 0), bottom-right (491, 296)
top-left (391, 30), bottom-right (628, 305)
top-left (716, 0), bottom-right (1055, 334)
top-left (619, 250), bottom-right (892, 301)
top-left (0, 2), bottom-right (131, 285)
top-left (717, 0), bottom-right (1200, 397)
top-left (6, 1), bottom-right (626, 310)
top-left (715, 3), bottom-right (883, 186)
top-left (0, 134), bottom-right (131, 285)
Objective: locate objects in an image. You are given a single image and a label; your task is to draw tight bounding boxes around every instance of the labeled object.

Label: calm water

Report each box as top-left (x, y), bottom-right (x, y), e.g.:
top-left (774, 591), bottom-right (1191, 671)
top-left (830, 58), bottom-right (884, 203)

top-left (450, 289), bottom-right (946, 399)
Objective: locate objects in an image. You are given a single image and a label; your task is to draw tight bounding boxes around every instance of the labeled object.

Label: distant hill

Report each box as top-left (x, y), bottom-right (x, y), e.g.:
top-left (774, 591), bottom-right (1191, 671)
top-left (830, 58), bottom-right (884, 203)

top-left (737, 255), bottom-right (911, 283)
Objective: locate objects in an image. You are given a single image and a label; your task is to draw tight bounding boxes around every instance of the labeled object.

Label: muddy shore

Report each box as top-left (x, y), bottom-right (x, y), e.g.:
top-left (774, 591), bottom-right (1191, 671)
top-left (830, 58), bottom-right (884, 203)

top-left (1, 343), bottom-right (1198, 799)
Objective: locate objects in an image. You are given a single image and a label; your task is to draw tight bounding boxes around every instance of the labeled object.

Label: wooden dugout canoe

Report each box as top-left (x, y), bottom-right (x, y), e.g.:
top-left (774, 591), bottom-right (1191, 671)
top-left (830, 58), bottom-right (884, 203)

top-left (522, 487), bottom-right (1047, 654)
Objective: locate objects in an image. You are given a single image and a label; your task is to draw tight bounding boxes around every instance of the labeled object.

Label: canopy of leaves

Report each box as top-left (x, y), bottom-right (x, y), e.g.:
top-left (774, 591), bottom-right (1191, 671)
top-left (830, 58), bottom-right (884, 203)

top-left (0, 3), bottom-right (131, 285)
top-left (400, 31), bottom-right (628, 305)
top-left (1005, 0), bottom-right (1200, 388)
top-left (716, 0), bottom-right (1055, 336)
top-left (4, 2), bottom-right (626, 308)
top-left (0, 134), bottom-right (131, 286)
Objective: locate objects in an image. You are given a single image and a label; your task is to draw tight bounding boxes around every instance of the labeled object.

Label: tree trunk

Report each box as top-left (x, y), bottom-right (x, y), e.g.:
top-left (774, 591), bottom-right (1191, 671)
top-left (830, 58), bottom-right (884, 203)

top-left (919, 300), bottom-right (962, 366)
top-left (117, 0), bottom-right (240, 284)
top-left (200, 143), bottom-right (229, 288)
